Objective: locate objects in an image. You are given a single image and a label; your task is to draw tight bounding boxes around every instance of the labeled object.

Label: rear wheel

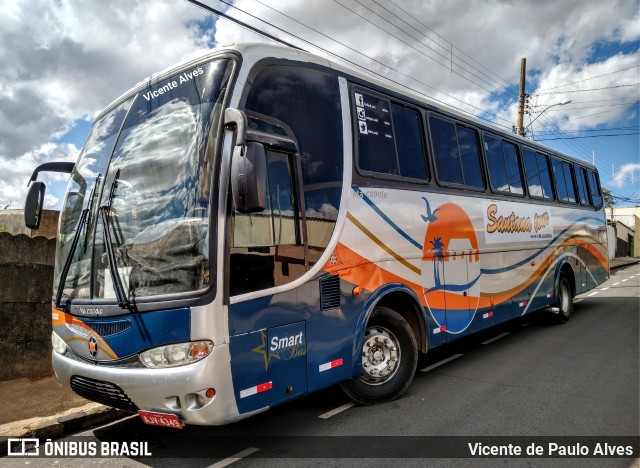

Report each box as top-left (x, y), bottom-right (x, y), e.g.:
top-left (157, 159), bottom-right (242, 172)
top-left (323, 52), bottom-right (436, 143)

top-left (340, 307), bottom-right (418, 405)
top-left (554, 273), bottom-right (573, 324)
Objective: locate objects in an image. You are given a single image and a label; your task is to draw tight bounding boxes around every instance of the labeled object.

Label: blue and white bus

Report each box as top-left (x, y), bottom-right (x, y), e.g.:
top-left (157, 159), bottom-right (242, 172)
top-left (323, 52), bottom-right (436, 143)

top-left (25, 43), bottom-right (608, 427)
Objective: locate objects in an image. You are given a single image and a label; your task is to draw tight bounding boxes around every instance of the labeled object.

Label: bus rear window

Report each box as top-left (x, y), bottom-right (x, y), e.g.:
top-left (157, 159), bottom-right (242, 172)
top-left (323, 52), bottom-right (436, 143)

top-left (587, 170), bottom-right (603, 208)
top-left (575, 166), bottom-right (590, 206)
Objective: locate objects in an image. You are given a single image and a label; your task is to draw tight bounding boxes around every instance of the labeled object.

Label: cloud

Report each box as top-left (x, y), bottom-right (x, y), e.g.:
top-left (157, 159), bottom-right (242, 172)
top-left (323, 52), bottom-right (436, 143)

top-left (0, 0), bottom-right (212, 158)
top-left (0, 0), bottom-right (213, 207)
top-left (214, 0), bottom-right (638, 128)
top-left (0, 142), bottom-right (79, 209)
top-left (1, 0), bottom-right (638, 208)
top-left (611, 163), bottom-right (640, 188)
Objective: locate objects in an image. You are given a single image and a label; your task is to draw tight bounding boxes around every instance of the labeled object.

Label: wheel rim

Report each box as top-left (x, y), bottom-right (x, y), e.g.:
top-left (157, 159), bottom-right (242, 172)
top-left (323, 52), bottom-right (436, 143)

top-left (560, 280), bottom-right (570, 315)
top-left (360, 326), bottom-right (401, 385)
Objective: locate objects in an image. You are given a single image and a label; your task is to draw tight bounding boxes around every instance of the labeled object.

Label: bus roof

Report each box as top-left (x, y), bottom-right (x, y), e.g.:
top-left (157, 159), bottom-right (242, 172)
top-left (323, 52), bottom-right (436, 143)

top-left (98, 42), bottom-right (596, 170)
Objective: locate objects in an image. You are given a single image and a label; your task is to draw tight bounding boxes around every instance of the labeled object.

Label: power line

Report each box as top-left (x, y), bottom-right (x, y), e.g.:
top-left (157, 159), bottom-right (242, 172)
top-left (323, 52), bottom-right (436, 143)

top-left (189, 0), bottom-right (635, 180)
top-left (537, 132), bottom-right (640, 141)
top-left (192, 0), bottom-right (514, 127)
top-left (332, 0), bottom-right (515, 103)
top-left (366, 0), bottom-right (517, 100)
top-left (533, 114), bottom-right (619, 177)
top-left (571, 103), bottom-right (639, 121)
top-left (385, 0), bottom-right (515, 90)
top-left (535, 126), bottom-right (640, 135)
top-left (545, 102), bottom-right (640, 111)
top-left (535, 114), bottom-right (591, 156)
top-left (535, 83), bottom-right (640, 95)
top-left (183, 0), bottom-right (300, 48)
top-left (536, 64), bottom-right (640, 92)
top-left (564, 97), bottom-right (639, 104)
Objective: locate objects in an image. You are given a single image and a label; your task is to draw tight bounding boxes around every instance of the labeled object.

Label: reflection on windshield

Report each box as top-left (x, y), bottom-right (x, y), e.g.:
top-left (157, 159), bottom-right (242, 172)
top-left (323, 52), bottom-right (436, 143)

top-left (55, 58), bottom-right (232, 305)
top-left (54, 98), bottom-right (133, 300)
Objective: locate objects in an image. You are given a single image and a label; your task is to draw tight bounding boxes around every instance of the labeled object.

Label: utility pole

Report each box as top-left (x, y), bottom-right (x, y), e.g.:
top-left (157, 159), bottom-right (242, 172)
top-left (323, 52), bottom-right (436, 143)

top-left (516, 58), bottom-right (527, 137)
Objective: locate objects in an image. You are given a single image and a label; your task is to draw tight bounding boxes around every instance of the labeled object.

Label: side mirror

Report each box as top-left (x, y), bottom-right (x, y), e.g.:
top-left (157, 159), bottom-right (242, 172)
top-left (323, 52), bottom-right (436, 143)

top-left (24, 181), bottom-right (46, 229)
top-left (231, 142), bottom-right (267, 213)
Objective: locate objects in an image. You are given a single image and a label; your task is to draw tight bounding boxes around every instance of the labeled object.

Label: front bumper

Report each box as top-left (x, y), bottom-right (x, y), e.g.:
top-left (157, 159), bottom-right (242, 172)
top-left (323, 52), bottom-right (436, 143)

top-left (52, 343), bottom-right (240, 426)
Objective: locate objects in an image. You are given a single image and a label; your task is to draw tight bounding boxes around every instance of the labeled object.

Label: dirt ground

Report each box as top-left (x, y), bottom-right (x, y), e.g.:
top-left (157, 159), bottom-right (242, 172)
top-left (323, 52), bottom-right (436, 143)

top-left (0, 375), bottom-right (88, 425)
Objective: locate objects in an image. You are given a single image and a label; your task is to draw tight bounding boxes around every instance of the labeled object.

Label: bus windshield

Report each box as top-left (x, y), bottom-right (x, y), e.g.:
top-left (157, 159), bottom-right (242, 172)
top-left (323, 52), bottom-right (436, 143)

top-left (54, 58), bottom-right (233, 306)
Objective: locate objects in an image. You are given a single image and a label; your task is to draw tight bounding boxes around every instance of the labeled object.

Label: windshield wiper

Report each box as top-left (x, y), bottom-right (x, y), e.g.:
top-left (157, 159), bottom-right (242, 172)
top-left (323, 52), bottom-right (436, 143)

top-left (100, 170), bottom-right (135, 312)
top-left (55, 176), bottom-right (100, 309)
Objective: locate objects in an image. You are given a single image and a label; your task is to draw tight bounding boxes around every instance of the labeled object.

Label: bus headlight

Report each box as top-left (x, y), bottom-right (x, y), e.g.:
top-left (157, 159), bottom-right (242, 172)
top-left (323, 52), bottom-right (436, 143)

top-left (140, 341), bottom-right (213, 369)
top-left (51, 331), bottom-right (68, 355)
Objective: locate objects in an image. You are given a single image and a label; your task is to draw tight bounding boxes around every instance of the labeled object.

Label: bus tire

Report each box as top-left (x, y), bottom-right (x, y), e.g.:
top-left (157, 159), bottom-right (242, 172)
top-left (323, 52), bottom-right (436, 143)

top-left (554, 273), bottom-right (573, 324)
top-left (340, 307), bottom-right (418, 405)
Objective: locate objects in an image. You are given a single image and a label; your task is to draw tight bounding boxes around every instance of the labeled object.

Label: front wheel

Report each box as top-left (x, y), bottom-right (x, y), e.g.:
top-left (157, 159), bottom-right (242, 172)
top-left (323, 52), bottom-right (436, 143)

top-left (340, 307), bottom-right (418, 405)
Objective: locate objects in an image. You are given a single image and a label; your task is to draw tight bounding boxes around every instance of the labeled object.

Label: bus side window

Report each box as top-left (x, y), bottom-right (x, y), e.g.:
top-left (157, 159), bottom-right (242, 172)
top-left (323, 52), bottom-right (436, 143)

top-left (523, 149), bottom-right (553, 200)
top-left (485, 135), bottom-right (524, 195)
top-left (536, 153), bottom-right (554, 200)
top-left (587, 169), bottom-right (603, 208)
top-left (575, 166), bottom-right (590, 206)
top-left (430, 116), bottom-right (463, 185)
top-left (552, 158), bottom-right (577, 204)
top-left (429, 115), bottom-right (484, 189)
top-left (354, 92), bottom-right (427, 181)
top-left (391, 104), bottom-right (428, 180)
top-left (563, 161), bottom-right (577, 203)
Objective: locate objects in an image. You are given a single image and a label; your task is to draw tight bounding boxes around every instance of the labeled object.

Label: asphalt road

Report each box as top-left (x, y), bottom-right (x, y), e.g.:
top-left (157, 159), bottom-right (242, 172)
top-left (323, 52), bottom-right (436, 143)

top-left (5, 264), bottom-right (639, 467)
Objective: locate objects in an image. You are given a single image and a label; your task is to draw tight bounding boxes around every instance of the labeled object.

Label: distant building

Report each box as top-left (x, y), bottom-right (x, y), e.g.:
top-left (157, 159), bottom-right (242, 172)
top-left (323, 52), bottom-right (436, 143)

top-left (607, 207), bottom-right (639, 258)
top-left (0, 210), bottom-right (59, 239)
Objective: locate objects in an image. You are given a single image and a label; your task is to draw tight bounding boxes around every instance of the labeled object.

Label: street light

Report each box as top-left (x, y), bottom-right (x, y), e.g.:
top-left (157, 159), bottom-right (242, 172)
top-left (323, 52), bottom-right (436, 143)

top-left (523, 100), bottom-right (572, 136)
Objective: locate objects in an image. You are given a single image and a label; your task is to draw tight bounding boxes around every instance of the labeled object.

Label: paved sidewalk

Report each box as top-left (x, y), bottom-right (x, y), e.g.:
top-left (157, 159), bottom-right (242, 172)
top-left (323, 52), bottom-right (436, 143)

top-left (1, 257), bottom-right (638, 441)
top-left (0, 375), bottom-right (130, 439)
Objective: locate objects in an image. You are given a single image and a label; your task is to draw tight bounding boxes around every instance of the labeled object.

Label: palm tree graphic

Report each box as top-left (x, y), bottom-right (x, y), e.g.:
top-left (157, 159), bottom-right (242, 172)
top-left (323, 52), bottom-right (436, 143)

top-left (429, 236), bottom-right (445, 288)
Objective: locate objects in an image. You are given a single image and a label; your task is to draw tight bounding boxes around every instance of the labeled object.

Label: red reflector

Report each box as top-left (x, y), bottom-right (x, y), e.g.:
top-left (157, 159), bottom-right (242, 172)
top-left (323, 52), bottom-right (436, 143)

top-left (257, 382), bottom-right (273, 393)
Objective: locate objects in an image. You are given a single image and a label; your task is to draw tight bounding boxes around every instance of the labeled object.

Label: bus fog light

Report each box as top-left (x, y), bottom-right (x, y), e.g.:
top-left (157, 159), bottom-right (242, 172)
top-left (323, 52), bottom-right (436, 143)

top-left (140, 341), bottom-right (214, 368)
top-left (51, 331), bottom-right (67, 355)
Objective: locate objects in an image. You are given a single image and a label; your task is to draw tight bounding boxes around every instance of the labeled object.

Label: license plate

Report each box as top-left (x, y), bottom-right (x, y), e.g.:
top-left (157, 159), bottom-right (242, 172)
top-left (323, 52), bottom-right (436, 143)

top-left (138, 410), bottom-right (184, 429)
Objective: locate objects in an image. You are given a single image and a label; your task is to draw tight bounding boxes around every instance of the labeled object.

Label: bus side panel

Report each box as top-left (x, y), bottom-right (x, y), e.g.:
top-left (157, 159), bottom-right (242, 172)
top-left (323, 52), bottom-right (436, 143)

top-left (228, 277), bottom-right (363, 410)
top-left (301, 277), bottom-right (357, 393)
top-left (229, 330), bottom-right (270, 414)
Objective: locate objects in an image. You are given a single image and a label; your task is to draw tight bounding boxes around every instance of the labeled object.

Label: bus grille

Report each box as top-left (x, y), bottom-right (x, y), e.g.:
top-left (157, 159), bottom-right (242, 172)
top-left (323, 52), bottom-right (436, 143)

top-left (320, 274), bottom-right (341, 310)
top-left (90, 321), bottom-right (132, 337)
top-left (70, 375), bottom-right (139, 412)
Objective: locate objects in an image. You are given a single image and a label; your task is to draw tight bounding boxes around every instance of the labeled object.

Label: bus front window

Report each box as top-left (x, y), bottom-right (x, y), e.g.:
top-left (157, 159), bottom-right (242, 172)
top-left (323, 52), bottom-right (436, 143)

top-left (55, 58), bottom-right (234, 307)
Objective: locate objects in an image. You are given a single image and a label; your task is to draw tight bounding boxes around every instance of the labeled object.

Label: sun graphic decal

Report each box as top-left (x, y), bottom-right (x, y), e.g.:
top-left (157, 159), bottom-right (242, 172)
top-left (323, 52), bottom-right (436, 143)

top-left (421, 202), bottom-right (482, 334)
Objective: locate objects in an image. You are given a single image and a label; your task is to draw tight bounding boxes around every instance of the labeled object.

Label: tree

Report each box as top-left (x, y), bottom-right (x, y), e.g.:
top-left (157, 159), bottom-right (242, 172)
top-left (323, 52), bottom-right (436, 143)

top-left (602, 187), bottom-right (615, 210)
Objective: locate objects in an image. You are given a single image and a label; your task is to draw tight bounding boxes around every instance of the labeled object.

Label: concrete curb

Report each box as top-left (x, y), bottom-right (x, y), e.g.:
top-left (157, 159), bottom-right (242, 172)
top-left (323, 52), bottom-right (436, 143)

top-left (0, 402), bottom-right (130, 440)
top-left (610, 259), bottom-right (640, 270)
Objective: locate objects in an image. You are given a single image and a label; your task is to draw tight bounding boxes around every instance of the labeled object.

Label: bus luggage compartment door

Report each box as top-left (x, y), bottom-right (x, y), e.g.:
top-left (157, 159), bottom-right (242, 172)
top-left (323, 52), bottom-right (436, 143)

top-left (267, 321), bottom-right (308, 405)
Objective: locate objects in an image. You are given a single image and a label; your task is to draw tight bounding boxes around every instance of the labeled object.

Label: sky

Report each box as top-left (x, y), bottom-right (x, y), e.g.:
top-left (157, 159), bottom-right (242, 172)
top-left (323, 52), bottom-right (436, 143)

top-left (0, 0), bottom-right (638, 211)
